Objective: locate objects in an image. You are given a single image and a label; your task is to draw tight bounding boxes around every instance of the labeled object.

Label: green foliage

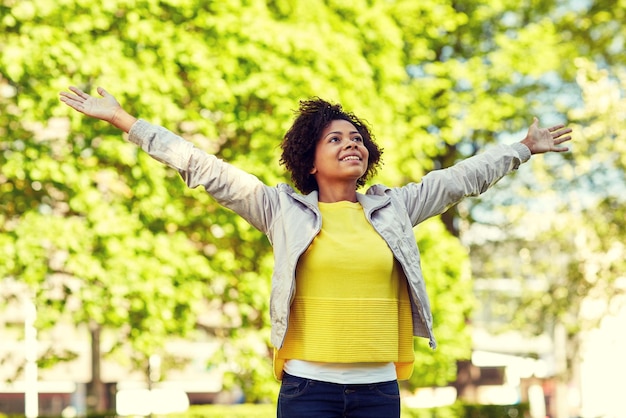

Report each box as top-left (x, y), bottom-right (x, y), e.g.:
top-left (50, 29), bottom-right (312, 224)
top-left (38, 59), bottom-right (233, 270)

top-left (413, 218), bottom-right (474, 386)
top-left (152, 402), bottom-right (516, 418)
top-left (167, 403), bottom-right (276, 418)
top-left (403, 403), bottom-right (463, 418)
top-left (466, 50), bottom-right (626, 383)
top-left (164, 402), bottom-right (464, 418)
top-left (463, 403), bottom-right (529, 418)
top-left (1, 0), bottom-right (476, 398)
top-left (4, 0), bottom-right (616, 407)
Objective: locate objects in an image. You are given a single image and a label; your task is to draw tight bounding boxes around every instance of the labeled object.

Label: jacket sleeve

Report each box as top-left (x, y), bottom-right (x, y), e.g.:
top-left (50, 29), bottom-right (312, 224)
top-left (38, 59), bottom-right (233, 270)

top-left (396, 143), bottom-right (531, 226)
top-left (127, 119), bottom-right (274, 233)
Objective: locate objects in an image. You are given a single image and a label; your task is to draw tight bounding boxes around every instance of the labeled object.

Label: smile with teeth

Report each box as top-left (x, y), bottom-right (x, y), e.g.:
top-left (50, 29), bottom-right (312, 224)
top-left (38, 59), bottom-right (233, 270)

top-left (341, 156), bottom-right (361, 161)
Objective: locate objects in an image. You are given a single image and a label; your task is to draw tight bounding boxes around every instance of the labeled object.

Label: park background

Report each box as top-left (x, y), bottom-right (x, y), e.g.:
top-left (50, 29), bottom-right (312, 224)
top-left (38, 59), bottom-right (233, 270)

top-left (1, 0), bottom-right (625, 417)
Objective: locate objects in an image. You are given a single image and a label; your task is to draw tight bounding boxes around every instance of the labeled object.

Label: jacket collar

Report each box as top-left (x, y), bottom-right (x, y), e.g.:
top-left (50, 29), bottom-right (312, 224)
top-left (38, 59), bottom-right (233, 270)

top-left (292, 187), bottom-right (391, 214)
top-left (357, 191), bottom-right (391, 215)
top-left (301, 190), bottom-right (320, 206)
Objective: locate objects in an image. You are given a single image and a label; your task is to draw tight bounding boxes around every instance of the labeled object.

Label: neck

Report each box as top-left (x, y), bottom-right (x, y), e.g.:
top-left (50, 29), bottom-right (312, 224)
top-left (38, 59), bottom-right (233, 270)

top-left (317, 186), bottom-right (358, 203)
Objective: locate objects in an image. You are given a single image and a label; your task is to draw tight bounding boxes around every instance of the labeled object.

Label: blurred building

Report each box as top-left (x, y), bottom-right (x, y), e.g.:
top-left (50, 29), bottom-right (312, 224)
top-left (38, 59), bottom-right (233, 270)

top-left (454, 277), bottom-right (555, 417)
top-left (2, 275), bottom-right (625, 417)
top-left (454, 275), bottom-right (626, 418)
top-left (0, 279), bottom-right (223, 416)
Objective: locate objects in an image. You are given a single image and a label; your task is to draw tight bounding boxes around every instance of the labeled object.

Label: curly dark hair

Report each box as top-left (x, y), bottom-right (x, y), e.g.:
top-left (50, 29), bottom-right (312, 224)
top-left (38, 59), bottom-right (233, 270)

top-left (279, 97), bottom-right (383, 194)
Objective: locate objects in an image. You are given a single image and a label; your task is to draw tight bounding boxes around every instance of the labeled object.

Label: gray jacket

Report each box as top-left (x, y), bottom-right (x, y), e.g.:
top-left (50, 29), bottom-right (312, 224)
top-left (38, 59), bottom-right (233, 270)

top-left (128, 119), bottom-right (531, 349)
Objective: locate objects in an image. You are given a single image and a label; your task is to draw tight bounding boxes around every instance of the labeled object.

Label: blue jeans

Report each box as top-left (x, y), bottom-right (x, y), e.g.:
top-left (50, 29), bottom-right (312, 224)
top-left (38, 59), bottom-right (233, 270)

top-left (277, 373), bottom-right (400, 418)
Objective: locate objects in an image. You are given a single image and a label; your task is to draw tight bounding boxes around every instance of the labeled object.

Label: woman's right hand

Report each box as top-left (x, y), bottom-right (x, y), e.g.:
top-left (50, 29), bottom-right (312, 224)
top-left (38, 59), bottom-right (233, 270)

top-left (60, 86), bottom-right (137, 133)
top-left (60, 86), bottom-right (121, 121)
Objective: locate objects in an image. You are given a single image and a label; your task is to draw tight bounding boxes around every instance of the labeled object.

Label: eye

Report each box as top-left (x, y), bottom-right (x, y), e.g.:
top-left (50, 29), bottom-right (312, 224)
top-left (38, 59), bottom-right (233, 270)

top-left (329, 136), bottom-right (340, 143)
top-left (352, 136), bottom-right (363, 142)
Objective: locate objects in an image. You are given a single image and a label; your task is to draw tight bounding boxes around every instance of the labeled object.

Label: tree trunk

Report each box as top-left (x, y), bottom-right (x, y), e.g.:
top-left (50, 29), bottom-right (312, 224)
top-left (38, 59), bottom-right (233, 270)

top-left (87, 322), bottom-right (107, 413)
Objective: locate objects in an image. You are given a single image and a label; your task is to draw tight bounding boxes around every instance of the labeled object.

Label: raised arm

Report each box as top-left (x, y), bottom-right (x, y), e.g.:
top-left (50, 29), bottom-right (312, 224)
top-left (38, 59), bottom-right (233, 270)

top-left (59, 86), bottom-right (137, 133)
top-left (59, 85), bottom-right (276, 233)
top-left (395, 117), bottom-right (573, 225)
top-left (520, 117), bottom-right (572, 154)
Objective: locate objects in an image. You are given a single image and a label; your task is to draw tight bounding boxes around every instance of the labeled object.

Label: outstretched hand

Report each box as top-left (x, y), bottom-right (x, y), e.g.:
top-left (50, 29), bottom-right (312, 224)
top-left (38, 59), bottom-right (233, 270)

top-left (521, 117), bottom-right (572, 155)
top-left (59, 86), bottom-right (137, 133)
top-left (59, 86), bottom-right (121, 122)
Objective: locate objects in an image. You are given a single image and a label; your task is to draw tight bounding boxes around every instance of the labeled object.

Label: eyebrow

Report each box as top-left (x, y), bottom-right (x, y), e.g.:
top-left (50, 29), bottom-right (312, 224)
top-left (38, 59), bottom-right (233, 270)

top-left (324, 130), bottom-right (361, 139)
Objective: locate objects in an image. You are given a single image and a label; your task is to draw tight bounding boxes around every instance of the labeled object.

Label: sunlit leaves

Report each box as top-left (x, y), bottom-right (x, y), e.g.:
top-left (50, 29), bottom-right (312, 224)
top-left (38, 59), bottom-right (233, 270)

top-left (413, 218), bottom-right (474, 386)
top-left (3, 0), bottom-right (600, 400)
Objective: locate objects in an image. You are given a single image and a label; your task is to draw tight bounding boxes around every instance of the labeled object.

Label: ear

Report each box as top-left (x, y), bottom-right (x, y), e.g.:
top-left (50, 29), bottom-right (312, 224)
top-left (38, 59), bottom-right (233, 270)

top-left (310, 166), bottom-right (317, 175)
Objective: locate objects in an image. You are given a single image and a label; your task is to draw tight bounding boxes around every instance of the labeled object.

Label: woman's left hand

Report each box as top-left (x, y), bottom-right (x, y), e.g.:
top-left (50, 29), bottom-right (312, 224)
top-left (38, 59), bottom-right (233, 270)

top-left (521, 117), bottom-right (573, 154)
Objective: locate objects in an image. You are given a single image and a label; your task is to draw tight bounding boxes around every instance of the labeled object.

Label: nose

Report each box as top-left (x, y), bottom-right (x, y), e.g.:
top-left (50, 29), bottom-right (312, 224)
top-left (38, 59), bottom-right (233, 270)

top-left (343, 139), bottom-right (356, 149)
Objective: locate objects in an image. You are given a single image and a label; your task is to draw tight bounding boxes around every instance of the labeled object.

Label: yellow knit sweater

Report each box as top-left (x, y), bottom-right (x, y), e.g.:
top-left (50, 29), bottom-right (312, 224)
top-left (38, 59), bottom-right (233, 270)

top-left (275, 201), bottom-right (414, 380)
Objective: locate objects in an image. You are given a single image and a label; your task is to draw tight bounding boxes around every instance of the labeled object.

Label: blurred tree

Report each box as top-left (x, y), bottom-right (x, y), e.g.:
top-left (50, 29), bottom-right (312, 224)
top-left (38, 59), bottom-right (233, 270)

top-left (462, 48), bottom-right (626, 418)
top-left (386, 0), bottom-right (573, 235)
top-left (388, 1), bottom-right (626, 415)
top-left (5, 0), bottom-right (620, 412)
top-left (0, 0), bottom-right (478, 407)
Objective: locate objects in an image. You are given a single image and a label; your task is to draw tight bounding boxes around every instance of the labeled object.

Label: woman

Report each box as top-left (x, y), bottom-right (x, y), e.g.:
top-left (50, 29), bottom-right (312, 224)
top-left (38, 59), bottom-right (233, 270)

top-left (60, 86), bottom-right (572, 418)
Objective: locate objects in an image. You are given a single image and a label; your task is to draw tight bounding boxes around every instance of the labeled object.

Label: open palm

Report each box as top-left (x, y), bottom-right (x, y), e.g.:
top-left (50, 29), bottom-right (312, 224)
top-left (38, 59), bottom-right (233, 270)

top-left (59, 86), bottom-right (121, 122)
top-left (522, 117), bottom-right (572, 154)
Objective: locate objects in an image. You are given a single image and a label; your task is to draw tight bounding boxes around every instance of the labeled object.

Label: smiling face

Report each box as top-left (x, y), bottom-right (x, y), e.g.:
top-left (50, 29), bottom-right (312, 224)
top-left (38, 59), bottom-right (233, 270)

top-left (280, 97), bottom-right (383, 194)
top-left (310, 119), bottom-right (370, 193)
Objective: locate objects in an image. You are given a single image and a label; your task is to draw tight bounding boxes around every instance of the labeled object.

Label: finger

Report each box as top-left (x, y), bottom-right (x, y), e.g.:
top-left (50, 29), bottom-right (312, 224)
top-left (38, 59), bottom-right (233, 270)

top-left (552, 127), bottom-right (573, 138)
top-left (548, 124), bottom-right (565, 132)
top-left (97, 86), bottom-right (108, 97)
top-left (60, 95), bottom-right (82, 111)
top-left (59, 92), bottom-right (79, 104)
top-left (69, 86), bottom-right (89, 99)
top-left (59, 96), bottom-right (82, 111)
